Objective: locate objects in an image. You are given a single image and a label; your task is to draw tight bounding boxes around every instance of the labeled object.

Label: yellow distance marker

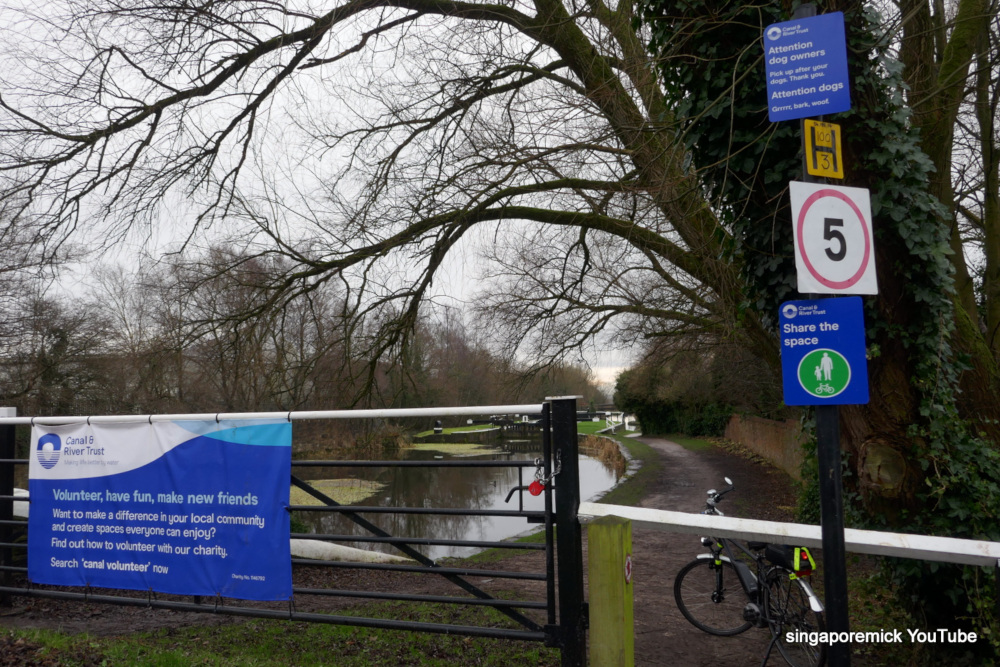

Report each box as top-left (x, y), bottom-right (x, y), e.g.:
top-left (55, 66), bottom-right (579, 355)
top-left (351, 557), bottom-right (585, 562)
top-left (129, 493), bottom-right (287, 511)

top-left (804, 119), bottom-right (844, 179)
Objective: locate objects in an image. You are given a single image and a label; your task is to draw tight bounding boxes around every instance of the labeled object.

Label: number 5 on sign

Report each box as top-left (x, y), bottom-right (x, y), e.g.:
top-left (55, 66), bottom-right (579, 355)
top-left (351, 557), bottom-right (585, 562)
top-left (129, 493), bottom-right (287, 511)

top-left (789, 181), bottom-right (878, 295)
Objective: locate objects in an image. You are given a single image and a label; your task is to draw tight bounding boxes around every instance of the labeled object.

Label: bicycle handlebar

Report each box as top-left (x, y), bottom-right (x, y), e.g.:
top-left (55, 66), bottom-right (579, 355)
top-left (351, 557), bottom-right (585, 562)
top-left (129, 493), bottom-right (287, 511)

top-left (703, 478), bottom-right (734, 514)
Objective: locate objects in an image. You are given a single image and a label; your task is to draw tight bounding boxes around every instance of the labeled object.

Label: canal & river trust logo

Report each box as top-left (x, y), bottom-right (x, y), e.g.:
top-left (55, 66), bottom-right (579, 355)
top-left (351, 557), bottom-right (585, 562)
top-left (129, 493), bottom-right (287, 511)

top-left (36, 433), bottom-right (62, 469)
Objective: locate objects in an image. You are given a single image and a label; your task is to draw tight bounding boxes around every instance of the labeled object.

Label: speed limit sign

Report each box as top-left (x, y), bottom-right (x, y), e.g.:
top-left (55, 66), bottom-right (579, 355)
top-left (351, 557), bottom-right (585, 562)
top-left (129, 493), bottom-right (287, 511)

top-left (790, 181), bottom-right (878, 295)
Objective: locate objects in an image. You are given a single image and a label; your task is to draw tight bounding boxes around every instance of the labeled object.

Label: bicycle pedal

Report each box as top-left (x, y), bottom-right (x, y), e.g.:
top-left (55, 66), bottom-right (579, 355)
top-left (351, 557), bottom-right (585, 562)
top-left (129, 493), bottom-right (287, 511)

top-left (742, 602), bottom-right (767, 628)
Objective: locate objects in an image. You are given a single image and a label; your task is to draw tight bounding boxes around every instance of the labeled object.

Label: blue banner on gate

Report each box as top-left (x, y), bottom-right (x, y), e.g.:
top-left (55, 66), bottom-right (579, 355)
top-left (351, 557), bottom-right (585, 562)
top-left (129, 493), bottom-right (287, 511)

top-left (28, 420), bottom-right (292, 601)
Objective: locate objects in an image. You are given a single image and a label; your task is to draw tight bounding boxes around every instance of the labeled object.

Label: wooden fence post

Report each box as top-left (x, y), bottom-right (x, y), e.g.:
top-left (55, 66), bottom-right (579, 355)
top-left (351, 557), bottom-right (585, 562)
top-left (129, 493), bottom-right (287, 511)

top-left (587, 515), bottom-right (633, 667)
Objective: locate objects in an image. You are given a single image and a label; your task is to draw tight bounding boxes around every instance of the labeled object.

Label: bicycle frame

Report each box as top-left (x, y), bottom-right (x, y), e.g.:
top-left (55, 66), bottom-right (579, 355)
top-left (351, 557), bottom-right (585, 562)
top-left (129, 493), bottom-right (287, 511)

top-left (698, 537), bottom-right (762, 604)
top-left (700, 537), bottom-right (823, 612)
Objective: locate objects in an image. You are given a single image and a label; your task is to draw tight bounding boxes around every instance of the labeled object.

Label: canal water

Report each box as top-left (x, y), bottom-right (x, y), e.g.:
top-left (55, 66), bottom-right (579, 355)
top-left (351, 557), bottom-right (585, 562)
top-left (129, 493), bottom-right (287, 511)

top-left (293, 440), bottom-right (620, 560)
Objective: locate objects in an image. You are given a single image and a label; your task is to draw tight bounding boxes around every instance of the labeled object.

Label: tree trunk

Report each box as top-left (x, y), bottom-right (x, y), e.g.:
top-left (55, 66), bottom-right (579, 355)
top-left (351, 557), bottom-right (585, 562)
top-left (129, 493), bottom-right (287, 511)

top-left (899, 0), bottom-right (988, 319)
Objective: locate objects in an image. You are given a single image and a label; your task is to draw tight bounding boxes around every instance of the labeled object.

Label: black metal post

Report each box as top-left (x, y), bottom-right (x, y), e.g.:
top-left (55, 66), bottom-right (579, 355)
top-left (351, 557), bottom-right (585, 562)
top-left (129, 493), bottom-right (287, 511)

top-left (542, 403), bottom-right (557, 627)
top-left (0, 408), bottom-right (16, 608)
top-left (816, 405), bottom-right (850, 665)
top-left (995, 560), bottom-right (1000, 624)
top-left (550, 397), bottom-right (586, 666)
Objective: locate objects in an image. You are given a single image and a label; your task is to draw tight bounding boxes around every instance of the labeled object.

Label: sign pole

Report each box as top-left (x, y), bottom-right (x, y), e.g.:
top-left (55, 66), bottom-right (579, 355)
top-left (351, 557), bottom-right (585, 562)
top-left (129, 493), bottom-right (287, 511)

top-left (815, 404), bottom-right (850, 665)
top-left (793, 5), bottom-right (851, 665)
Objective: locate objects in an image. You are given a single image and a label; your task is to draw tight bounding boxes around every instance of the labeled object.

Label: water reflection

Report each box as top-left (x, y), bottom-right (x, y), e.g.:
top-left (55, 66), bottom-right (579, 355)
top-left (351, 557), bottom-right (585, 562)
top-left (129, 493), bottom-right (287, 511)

top-left (293, 443), bottom-right (618, 559)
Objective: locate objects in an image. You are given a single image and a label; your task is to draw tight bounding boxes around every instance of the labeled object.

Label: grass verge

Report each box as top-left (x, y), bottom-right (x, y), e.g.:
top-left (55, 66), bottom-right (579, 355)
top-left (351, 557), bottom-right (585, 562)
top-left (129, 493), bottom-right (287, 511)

top-left (412, 424), bottom-right (499, 438)
top-left (2, 602), bottom-right (559, 666)
top-left (595, 432), bottom-right (661, 507)
top-left (574, 421), bottom-right (611, 435)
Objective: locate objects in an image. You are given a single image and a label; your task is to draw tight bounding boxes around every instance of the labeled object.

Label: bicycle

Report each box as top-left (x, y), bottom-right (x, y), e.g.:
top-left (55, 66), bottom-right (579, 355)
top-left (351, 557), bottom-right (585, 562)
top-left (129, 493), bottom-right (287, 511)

top-left (673, 477), bottom-right (827, 667)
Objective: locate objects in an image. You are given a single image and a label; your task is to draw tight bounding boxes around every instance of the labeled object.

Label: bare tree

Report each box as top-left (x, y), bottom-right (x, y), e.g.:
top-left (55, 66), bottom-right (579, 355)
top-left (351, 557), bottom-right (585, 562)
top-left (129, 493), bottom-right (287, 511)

top-left (0, 202), bottom-right (88, 407)
top-left (0, 295), bottom-right (111, 414)
top-left (947, 0), bottom-right (1000, 350)
top-left (0, 0), bottom-right (758, 365)
top-left (161, 247), bottom-right (350, 411)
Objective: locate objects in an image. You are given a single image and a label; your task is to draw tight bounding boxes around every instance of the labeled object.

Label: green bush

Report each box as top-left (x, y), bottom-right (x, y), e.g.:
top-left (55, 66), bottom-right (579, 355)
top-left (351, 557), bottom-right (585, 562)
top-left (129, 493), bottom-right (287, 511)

top-left (625, 399), bottom-right (731, 437)
top-left (613, 343), bottom-right (787, 439)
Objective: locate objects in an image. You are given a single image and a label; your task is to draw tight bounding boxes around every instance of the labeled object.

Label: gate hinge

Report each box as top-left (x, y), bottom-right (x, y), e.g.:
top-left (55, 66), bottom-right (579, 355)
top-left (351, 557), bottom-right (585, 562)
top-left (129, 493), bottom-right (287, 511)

top-left (542, 604), bottom-right (589, 649)
top-left (543, 624), bottom-right (563, 648)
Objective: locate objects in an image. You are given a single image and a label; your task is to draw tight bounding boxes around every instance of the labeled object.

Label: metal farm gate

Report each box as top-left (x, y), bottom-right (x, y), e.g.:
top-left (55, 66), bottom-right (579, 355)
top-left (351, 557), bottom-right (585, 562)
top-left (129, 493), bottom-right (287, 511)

top-left (0, 398), bottom-right (587, 666)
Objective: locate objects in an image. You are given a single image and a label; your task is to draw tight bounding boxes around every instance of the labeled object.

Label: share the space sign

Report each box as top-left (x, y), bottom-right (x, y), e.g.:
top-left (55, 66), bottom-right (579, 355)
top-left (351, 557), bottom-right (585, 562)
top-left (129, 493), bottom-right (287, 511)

top-left (28, 420), bottom-right (292, 601)
top-left (780, 297), bottom-right (869, 406)
top-left (790, 181), bottom-right (877, 295)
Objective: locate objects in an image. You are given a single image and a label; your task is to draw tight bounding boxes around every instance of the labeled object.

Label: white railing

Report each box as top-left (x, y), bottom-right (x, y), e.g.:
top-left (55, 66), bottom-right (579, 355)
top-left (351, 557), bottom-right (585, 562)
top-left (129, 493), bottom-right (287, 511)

top-left (579, 502), bottom-right (1000, 567)
top-left (0, 404), bottom-right (546, 426)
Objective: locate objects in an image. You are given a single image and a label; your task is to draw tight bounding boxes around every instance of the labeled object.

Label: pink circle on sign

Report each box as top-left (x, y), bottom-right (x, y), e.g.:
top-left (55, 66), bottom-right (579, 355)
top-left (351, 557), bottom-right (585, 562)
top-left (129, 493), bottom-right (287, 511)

top-left (796, 188), bottom-right (871, 290)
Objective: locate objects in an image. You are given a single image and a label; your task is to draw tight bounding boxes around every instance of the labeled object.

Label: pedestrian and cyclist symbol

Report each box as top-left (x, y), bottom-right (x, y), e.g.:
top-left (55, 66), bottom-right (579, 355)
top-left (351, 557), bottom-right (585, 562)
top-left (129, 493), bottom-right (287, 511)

top-left (797, 349), bottom-right (851, 398)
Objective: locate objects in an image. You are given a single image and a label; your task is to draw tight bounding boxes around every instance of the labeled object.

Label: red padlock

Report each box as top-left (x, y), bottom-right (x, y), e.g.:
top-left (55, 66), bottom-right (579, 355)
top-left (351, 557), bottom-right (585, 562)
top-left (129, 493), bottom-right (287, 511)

top-left (528, 480), bottom-right (545, 496)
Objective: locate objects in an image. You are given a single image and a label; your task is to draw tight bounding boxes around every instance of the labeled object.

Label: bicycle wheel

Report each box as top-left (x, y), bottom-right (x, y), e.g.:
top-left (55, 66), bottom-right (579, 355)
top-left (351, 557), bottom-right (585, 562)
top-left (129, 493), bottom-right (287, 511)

top-left (674, 558), bottom-right (753, 636)
top-left (766, 569), bottom-right (826, 666)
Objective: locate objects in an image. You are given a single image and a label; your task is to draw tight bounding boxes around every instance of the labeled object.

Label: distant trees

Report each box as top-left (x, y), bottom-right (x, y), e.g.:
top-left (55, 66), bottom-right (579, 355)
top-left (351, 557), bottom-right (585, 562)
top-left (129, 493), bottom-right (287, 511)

top-left (174, 248), bottom-right (349, 411)
top-left (0, 205), bottom-right (94, 413)
top-left (0, 247), bottom-right (606, 418)
top-left (615, 340), bottom-right (784, 437)
top-left (0, 297), bottom-right (107, 415)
